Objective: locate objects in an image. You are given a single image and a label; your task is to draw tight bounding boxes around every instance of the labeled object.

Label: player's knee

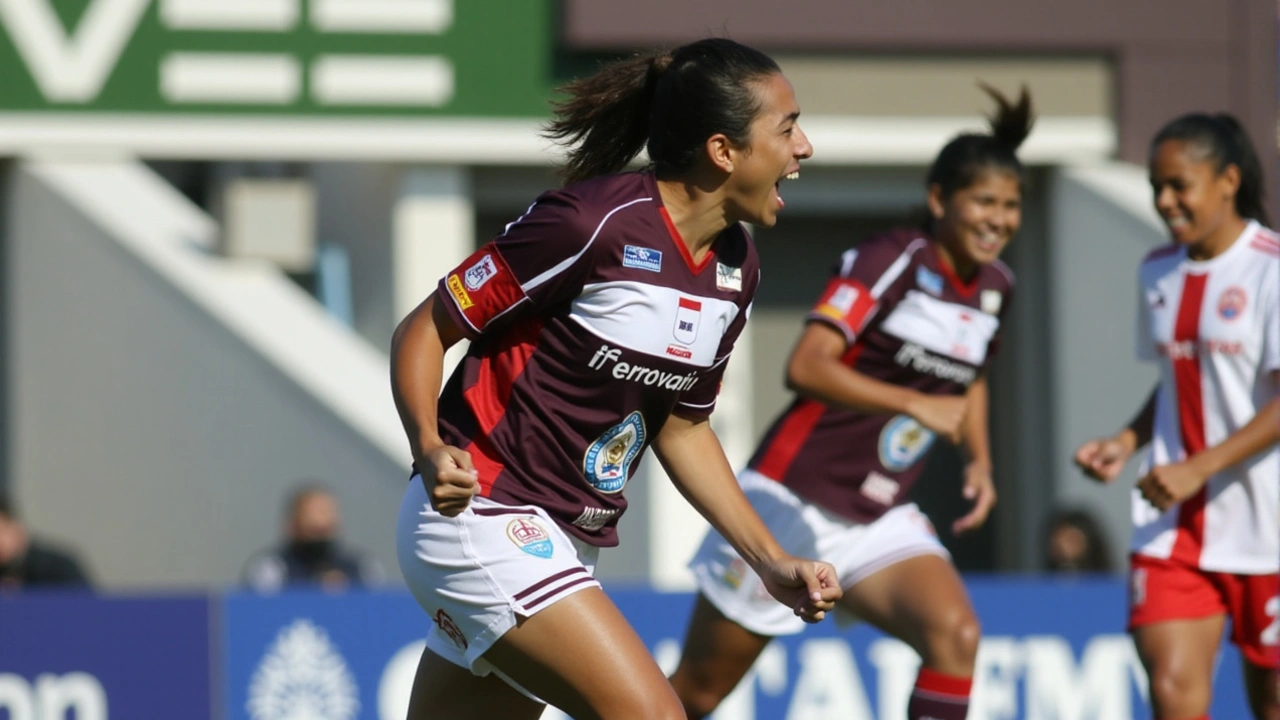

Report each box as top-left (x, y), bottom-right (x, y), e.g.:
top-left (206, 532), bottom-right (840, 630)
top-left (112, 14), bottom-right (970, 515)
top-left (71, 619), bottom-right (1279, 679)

top-left (670, 665), bottom-right (732, 719)
top-left (1148, 667), bottom-right (1207, 714)
top-left (951, 612), bottom-right (981, 661)
top-left (927, 608), bottom-right (981, 665)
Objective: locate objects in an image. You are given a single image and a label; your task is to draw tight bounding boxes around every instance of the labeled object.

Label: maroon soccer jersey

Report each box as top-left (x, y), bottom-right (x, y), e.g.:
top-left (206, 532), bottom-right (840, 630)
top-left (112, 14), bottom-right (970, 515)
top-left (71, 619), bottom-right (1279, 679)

top-left (434, 172), bottom-right (760, 546)
top-left (748, 229), bottom-right (1014, 522)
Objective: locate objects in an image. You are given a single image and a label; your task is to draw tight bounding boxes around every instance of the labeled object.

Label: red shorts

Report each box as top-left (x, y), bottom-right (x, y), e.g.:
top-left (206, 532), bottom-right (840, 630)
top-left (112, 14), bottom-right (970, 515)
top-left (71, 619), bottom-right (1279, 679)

top-left (1129, 553), bottom-right (1279, 669)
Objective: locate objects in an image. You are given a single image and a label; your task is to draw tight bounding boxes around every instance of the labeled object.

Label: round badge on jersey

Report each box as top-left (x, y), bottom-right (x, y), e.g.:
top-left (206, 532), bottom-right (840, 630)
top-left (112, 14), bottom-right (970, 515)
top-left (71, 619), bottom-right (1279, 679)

top-left (583, 411), bottom-right (646, 494)
top-left (878, 415), bottom-right (936, 472)
top-left (506, 518), bottom-right (554, 559)
top-left (1217, 286), bottom-right (1247, 321)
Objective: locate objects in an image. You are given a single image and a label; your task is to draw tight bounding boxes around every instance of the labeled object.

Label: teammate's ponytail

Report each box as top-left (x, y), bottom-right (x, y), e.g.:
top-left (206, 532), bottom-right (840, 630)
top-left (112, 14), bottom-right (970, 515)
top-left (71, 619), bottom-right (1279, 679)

top-left (545, 38), bottom-right (782, 185)
top-left (926, 84), bottom-right (1035, 198)
top-left (1151, 113), bottom-right (1269, 227)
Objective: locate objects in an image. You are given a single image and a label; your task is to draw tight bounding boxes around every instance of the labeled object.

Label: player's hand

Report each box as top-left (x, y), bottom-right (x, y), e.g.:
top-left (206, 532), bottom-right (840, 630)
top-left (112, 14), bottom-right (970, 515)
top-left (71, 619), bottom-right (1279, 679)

top-left (1073, 436), bottom-right (1132, 483)
top-left (906, 394), bottom-right (967, 445)
top-left (419, 444), bottom-right (479, 516)
top-left (1137, 462), bottom-right (1208, 512)
top-left (756, 556), bottom-right (842, 623)
top-left (953, 461), bottom-right (996, 535)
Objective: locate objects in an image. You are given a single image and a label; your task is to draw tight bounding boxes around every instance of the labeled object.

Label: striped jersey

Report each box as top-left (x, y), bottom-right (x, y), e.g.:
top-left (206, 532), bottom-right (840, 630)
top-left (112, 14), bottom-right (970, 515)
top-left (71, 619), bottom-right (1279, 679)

top-left (433, 172), bottom-right (759, 547)
top-left (1132, 220), bottom-right (1280, 574)
top-left (748, 229), bottom-right (1014, 522)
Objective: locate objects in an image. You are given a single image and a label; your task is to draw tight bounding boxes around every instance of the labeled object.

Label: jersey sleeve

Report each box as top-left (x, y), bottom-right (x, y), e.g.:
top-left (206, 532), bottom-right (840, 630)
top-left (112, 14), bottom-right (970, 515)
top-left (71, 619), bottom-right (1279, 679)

top-left (806, 242), bottom-right (912, 346)
top-left (436, 191), bottom-right (595, 339)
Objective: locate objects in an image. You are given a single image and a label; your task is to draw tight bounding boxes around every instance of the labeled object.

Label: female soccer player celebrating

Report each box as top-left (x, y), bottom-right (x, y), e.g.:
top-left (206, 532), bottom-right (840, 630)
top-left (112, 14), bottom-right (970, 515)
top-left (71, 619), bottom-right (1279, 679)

top-left (670, 86), bottom-right (1031, 720)
top-left (1076, 114), bottom-right (1279, 720)
top-left (391, 38), bottom-right (840, 720)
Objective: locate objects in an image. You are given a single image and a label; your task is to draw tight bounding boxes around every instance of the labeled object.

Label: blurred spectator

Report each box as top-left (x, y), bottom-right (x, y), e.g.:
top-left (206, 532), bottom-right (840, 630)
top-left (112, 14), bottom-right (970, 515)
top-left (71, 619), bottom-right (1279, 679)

top-left (0, 495), bottom-right (92, 590)
top-left (1043, 507), bottom-right (1112, 574)
top-left (242, 482), bottom-right (382, 592)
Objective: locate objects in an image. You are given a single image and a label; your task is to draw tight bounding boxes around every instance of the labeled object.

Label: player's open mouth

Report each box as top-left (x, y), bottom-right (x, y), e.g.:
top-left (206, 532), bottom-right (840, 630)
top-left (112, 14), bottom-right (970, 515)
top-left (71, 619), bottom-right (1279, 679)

top-left (774, 170), bottom-right (800, 208)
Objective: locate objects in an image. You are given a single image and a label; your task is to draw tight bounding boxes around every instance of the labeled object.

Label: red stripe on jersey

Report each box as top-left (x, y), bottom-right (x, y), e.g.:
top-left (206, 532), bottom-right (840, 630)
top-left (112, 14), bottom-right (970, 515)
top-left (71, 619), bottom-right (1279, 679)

top-left (1249, 240), bottom-right (1280, 256)
top-left (755, 344), bottom-right (864, 480)
top-left (935, 251), bottom-right (980, 299)
top-left (462, 321), bottom-right (541, 493)
top-left (464, 319), bottom-right (541, 434)
top-left (679, 297), bottom-right (702, 311)
top-left (465, 436), bottom-right (506, 497)
top-left (445, 247), bottom-right (527, 332)
top-left (1170, 273), bottom-right (1208, 565)
top-left (660, 207), bottom-right (716, 274)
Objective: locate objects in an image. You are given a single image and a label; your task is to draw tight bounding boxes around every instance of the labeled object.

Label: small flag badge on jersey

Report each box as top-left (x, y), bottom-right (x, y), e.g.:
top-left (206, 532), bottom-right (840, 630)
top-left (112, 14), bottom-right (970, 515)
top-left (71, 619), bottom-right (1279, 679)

top-left (716, 262), bottom-right (742, 291)
top-left (623, 245), bottom-right (662, 272)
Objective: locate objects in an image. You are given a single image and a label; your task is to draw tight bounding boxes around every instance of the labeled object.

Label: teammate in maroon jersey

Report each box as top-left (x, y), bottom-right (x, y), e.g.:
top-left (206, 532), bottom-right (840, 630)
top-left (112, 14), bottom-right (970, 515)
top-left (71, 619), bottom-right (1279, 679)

top-left (1075, 115), bottom-right (1279, 720)
top-left (391, 38), bottom-right (840, 720)
top-left (670, 87), bottom-right (1032, 720)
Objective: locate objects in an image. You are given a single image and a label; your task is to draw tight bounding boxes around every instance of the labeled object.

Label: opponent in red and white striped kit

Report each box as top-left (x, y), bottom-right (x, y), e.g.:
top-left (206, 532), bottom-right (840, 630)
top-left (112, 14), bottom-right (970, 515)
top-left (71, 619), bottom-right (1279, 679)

top-left (1076, 114), bottom-right (1280, 720)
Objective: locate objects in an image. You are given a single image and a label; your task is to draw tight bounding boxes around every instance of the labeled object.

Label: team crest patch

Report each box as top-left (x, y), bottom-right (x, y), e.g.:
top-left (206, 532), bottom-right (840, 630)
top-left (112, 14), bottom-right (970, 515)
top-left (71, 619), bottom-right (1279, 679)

top-left (506, 518), bottom-right (554, 558)
top-left (878, 415), bottom-right (936, 472)
top-left (434, 609), bottom-right (468, 650)
top-left (464, 254), bottom-right (499, 291)
top-left (981, 289), bottom-right (1003, 315)
top-left (916, 266), bottom-right (944, 296)
top-left (716, 262), bottom-right (743, 291)
top-left (623, 245), bottom-right (662, 272)
top-left (827, 284), bottom-right (859, 314)
top-left (445, 274), bottom-right (473, 310)
top-left (583, 411), bottom-right (646, 494)
top-left (674, 297), bottom-right (701, 344)
top-left (1218, 286), bottom-right (1247, 320)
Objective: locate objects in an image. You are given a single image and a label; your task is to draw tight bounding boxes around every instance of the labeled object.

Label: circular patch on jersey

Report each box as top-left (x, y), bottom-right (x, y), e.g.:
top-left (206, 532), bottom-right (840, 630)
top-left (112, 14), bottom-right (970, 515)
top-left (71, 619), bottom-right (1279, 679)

top-left (506, 518), bottom-right (554, 559)
top-left (1217, 286), bottom-right (1247, 321)
top-left (583, 411), bottom-right (646, 494)
top-left (878, 415), bottom-right (936, 472)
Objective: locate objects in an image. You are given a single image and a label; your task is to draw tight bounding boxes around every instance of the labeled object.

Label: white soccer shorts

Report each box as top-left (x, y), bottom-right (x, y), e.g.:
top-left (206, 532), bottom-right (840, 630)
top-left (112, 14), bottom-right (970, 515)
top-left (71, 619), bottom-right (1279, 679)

top-left (690, 469), bottom-right (949, 636)
top-left (397, 476), bottom-right (602, 686)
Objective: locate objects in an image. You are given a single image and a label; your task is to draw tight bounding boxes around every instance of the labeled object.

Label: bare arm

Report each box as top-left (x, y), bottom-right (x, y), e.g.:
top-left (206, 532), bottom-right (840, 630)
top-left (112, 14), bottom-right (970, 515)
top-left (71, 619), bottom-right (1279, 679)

top-left (1074, 387), bottom-right (1157, 483)
top-left (1188, 394), bottom-right (1280, 478)
top-left (1139, 386), bottom-right (1280, 511)
top-left (390, 292), bottom-right (478, 515)
top-left (962, 376), bottom-right (991, 470)
top-left (786, 323), bottom-right (965, 443)
top-left (652, 414), bottom-right (840, 621)
top-left (953, 376), bottom-right (997, 534)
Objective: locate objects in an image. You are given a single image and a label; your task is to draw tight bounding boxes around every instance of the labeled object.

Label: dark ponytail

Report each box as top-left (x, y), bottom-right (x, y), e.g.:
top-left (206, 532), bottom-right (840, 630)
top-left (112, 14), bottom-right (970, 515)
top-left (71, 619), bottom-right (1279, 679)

top-left (926, 84), bottom-right (1035, 198)
top-left (1151, 113), bottom-right (1269, 227)
top-left (545, 53), bottom-right (672, 186)
top-left (545, 38), bottom-right (781, 185)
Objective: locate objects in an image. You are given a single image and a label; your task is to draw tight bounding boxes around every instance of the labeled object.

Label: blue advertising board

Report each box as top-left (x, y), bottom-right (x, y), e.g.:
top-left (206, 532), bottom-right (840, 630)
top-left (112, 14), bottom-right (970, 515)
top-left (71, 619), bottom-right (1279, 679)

top-left (217, 579), bottom-right (1251, 720)
top-left (0, 591), bottom-right (213, 720)
top-left (0, 581), bottom-right (1252, 718)
top-left (222, 590), bottom-right (430, 720)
